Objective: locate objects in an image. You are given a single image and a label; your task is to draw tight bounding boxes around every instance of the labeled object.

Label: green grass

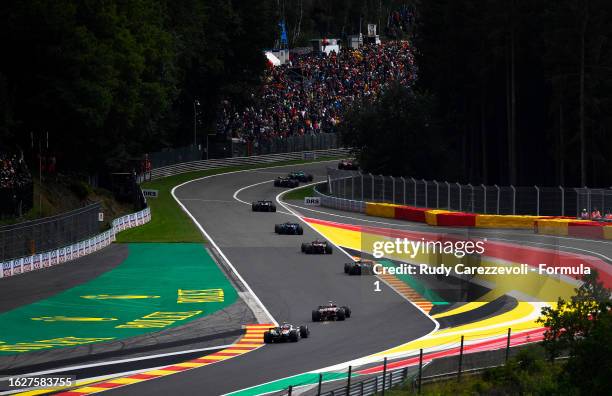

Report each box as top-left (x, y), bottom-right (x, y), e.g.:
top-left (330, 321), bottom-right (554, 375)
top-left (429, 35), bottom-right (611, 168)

top-left (281, 183), bottom-right (321, 200)
top-left (116, 157), bottom-right (339, 243)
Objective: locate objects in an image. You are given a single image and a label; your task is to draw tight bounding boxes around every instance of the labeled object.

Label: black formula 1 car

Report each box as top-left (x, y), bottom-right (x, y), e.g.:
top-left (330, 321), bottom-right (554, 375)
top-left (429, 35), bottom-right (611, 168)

top-left (338, 159), bottom-right (359, 170)
top-left (275, 222), bottom-right (304, 235)
top-left (274, 177), bottom-right (299, 188)
top-left (344, 260), bottom-right (375, 275)
top-left (312, 302), bottom-right (352, 322)
top-left (288, 171), bottom-right (314, 182)
top-left (301, 240), bottom-right (333, 254)
top-left (252, 200), bottom-right (277, 212)
top-left (263, 323), bottom-right (310, 343)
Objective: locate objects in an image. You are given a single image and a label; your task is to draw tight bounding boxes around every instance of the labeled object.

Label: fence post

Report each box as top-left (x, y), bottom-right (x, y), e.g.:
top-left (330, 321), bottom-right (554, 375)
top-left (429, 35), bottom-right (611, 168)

top-left (535, 185), bottom-right (540, 216)
top-left (288, 385), bottom-right (292, 396)
top-left (418, 348), bottom-right (423, 394)
top-left (423, 179), bottom-right (428, 208)
top-left (458, 335), bottom-right (464, 381)
top-left (343, 177), bottom-right (347, 199)
top-left (411, 178), bottom-right (417, 206)
top-left (511, 185), bottom-right (516, 214)
top-left (370, 173), bottom-right (375, 201)
top-left (402, 177), bottom-right (406, 204)
top-left (482, 184), bottom-right (487, 214)
top-left (351, 174), bottom-right (355, 201)
top-left (505, 328), bottom-right (511, 363)
top-left (559, 186), bottom-right (564, 216)
top-left (469, 183), bottom-right (474, 213)
top-left (456, 182), bottom-right (462, 211)
top-left (434, 180), bottom-right (440, 208)
top-left (381, 175), bottom-right (385, 202)
top-left (317, 373), bottom-right (323, 395)
top-left (360, 380), bottom-right (364, 395)
top-left (574, 188), bottom-right (580, 217)
top-left (382, 357), bottom-right (388, 395)
top-left (346, 365), bottom-right (352, 394)
top-left (495, 184), bottom-right (500, 214)
top-left (446, 181), bottom-right (451, 209)
top-left (361, 174), bottom-right (364, 202)
top-left (390, 176), bottom-right (395, 203)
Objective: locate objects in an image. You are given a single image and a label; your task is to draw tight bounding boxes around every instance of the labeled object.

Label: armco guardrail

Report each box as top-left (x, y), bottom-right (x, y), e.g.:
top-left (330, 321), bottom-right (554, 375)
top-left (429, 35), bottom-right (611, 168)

top-left (0, 207), bottom-right (150, 279)
top-left (148, 148), bottom-right (351, 180)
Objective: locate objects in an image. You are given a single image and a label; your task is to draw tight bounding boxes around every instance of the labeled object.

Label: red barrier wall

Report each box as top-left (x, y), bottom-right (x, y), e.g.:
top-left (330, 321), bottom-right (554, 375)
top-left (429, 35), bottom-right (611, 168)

top-left (435, 212), bottom-right (477, 227)
top-left (394, 206), bottom-right (428, 223)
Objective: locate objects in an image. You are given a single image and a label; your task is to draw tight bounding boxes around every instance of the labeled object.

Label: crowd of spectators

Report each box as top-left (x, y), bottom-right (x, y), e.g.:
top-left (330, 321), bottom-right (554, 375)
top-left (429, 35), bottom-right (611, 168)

top-left (0, 152), bottom-right (31, 190)
top-left (0, 151), bottom-right (33, 217)
top-left (217, 41), bottom-right (418, 146)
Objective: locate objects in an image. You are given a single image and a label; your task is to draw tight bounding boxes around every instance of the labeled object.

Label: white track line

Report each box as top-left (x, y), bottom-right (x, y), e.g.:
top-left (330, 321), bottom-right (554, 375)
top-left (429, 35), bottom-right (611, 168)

top-left (274, 184), bottom-right (440, 329)
top-left (231, 179), bottom-right (291, 215)
top-left (173, 181), bottom-right (278, 327)
top-left (0, 344), bottom-right (232, 381)
top-left (171, 159), bottom-right (342, 327)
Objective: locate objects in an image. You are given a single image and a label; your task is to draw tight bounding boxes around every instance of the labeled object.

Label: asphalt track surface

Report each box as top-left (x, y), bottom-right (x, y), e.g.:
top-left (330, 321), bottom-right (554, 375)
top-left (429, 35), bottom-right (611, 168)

top-left (103, 161), bottom-right (437, 396)
top-left (105, 161), bottom-right (612, 396)
top-left (0, 244), bottom-right (128, 314)
top-left (6, 161), bottom-right (608, 395)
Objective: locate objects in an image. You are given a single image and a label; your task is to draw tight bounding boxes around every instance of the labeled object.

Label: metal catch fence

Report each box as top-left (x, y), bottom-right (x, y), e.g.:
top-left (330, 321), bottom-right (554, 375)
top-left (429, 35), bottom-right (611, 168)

top-left (0, 202), bottom-right (102, 261)
top-left (266, 327), bottom-right (545, 396)
top-left (326, 168), bottom-right (612, 217)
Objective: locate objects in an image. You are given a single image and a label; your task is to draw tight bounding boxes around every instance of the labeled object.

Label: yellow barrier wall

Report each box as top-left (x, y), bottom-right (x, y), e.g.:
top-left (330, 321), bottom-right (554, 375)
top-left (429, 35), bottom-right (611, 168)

top-left (536, 219), bottom-right (570, 236)
top-left (604, 226), bottom-right (612, 240)
top-left (424, 210), bottom-right (451, 226)
top-left (365, 202), bottom-right (397, 218)
top-left (475, 215), bottom-right (541, 229)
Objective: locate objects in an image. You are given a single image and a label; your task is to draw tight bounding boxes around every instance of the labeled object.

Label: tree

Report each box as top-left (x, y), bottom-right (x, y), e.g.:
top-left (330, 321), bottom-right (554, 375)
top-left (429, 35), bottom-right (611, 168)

top-left (340, 84), bottom-right (457, 179)
top-left (537, 270), bottom-right (611, 394)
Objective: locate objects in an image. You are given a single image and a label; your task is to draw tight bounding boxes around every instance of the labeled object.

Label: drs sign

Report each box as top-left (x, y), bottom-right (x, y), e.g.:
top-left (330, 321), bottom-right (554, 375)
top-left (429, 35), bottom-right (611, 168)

top-left (304, 197), bottom-right (321, 206)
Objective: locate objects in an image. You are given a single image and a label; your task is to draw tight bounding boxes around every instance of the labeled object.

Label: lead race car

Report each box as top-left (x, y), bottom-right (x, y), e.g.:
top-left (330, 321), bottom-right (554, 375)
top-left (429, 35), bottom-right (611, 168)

top-left (287, 171), bottom-right (314, 182)
top-left (275, 222), bottom-right (304, 235)
top-left (274, 176), bottom-right (299, 188)
top-left (301, 239), bottom-right (333, 254)
top-left (312, 301), bottom-right (352, 322)
top-left (344, 259), bottom-right (375, 275)
top-left (252, 200), bottom-right (277, 212)
top-left (263, 323), bottom-right (310, 343)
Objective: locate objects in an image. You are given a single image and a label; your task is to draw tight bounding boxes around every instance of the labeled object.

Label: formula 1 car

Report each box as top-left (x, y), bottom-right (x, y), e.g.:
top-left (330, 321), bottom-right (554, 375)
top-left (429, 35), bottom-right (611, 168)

top-left (252, 200), bottom-right (277, 212)
top-left (274, 177), bottom-right (299, 188)
top-left (301, 240), bottom-right (333, 254)
top-left (288, 171), bottom-right (314, 182)
top-left (263, 323), bottom-right (310, 343)
top-left (344, 259), bottom-right (375, 275)
top-left (275, 222), bottom-right (304, 235)
top-left (338, 159), bottom-right (359, 170)
top-left (312, 302), bottom-right (352, 322)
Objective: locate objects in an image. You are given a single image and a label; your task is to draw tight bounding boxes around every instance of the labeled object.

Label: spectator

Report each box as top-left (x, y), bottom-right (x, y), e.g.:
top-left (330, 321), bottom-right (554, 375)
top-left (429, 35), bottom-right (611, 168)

top-left (591, 208), bottom-right (602, 220)
top-left (217, 41), bottom-right (418, 148)
top-left (580, 208), bottom-right (589, 219)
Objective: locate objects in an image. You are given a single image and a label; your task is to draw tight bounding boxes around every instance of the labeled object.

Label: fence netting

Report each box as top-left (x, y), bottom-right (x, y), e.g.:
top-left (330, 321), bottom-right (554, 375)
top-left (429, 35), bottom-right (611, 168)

top-left (326, 167), bottom-right (612, 217)
top-left (0, 202), bottom-right (101, 261)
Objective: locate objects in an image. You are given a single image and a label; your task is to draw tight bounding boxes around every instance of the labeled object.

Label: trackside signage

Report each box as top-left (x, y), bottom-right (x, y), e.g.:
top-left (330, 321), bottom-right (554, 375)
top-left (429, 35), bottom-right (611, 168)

top-left (142, 189), bottom-right (159, 198)
top-left (304, 197), bottom-right (321, 206)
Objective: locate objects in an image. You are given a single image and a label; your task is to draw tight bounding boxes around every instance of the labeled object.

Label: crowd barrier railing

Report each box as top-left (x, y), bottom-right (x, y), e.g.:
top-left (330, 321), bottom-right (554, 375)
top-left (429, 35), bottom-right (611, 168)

top-left (0, 207), bottom-right (150, 279)
top-left (146, 148), bottom-right (350, 181)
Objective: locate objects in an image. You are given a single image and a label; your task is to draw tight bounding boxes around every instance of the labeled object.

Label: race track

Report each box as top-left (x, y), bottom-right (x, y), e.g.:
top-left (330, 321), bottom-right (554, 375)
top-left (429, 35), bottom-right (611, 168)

top-left (37, 160), bottom-right (610, 396)
top-left (101, 161), bottom-right (436, 395)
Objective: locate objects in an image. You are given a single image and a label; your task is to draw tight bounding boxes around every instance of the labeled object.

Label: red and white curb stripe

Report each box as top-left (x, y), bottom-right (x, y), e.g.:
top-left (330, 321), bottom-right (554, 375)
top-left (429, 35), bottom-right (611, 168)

top-left (55, 324), bottom-right (273, 395)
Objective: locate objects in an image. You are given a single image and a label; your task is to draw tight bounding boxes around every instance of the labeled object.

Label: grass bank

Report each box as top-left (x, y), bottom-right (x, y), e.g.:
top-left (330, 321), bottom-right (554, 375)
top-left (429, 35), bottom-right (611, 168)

top-left (116, 158), bottom-right (338, 243)
top-left (281, 183), bottom-right (321, 200)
